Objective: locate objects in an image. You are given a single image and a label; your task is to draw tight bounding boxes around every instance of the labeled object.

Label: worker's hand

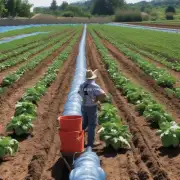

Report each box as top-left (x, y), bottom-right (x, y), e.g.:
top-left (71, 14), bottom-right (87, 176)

top-left (97, 102), bottom-right (101, 111)
top-left (104, 93), bottom-right (112, 103)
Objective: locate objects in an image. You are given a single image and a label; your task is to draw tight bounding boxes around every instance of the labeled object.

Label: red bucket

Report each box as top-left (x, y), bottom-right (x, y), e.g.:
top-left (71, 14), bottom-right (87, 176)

top-left (59, 130), bottom-right (84, 153)
top-left (58, 115), bottom-right (82, 132)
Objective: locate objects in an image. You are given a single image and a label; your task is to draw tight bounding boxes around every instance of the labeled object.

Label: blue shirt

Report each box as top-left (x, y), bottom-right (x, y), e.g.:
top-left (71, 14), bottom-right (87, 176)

top-left (78, 80), bottom-right (105, 106)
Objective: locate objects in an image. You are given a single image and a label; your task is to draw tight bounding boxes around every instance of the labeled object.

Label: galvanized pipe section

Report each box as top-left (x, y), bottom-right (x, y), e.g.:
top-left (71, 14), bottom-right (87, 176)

top-left (63, 25), bottom-right (87, 116)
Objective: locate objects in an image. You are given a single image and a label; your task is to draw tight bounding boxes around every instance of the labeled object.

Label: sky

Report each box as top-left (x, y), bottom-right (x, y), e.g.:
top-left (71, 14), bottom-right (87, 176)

top-left (29, 0), bottom-right (147, 7)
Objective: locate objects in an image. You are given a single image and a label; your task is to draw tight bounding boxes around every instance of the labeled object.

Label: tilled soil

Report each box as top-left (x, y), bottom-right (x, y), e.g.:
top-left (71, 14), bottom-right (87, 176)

top-left (86, 32), bottom-right (180, 180)
top-left (0, 33), bottom-right (76, 130)
top-left (96, 33), bottom-right (180, 123)
top-left (0, 34), bottom-right (80, 180)
top-left (0, 29), bottom-right (180, 180)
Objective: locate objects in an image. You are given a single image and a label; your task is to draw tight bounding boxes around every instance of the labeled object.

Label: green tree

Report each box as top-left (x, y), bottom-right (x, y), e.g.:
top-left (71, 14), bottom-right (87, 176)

top-left (165, 6), bottom-right (176, 14)
top-left (15, 0), bottom-right (21, 16)
top-left (50, 0), bottom-right (58, 11)
top-left (165, 6), bottom-right (176, 20)
top-left (7, 0), bottom-right (16, 16)
top-left (92, 0), bottom-right (124, 15)
top-left (18, 0), bottom-right (32, 17)
top-left (60, 1), bottom-right (68, 10)
top-left (0, 0), bottom-right (6, 17)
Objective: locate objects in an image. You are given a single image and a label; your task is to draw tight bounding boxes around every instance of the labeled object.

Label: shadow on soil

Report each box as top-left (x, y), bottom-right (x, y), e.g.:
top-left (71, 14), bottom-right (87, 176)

top-left (9, 133), bottom-right (33, 142)
top-left (51, 157), bottom-right (70, 180)
top-left (158, 146), bottom-right (180, 158)
top-left (96, 145), bottom-right (128, 158)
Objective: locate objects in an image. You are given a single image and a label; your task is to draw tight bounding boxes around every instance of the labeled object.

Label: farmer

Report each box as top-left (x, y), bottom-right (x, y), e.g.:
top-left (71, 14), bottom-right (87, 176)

top-left (78, 69), bottom-right (107, 147)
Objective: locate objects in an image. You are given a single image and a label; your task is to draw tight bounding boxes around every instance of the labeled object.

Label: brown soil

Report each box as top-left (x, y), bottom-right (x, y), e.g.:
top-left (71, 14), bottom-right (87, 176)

top-left (127, 22), bottom-right (180, 30)
top-left (96, 33), bottom-right (180, 123)
top-left (86, 32), bottom-right (180, 180)
top-left (0, 33), bottom-right (80, 180)
top-left (0, 32), bottom-right (75, 131)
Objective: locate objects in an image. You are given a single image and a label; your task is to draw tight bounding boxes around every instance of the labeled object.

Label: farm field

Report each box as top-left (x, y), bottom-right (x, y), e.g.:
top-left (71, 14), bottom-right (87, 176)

top-left (0, 24), bottom-right (180, 180)
top-left (127, 21), bottom-right (180, 30)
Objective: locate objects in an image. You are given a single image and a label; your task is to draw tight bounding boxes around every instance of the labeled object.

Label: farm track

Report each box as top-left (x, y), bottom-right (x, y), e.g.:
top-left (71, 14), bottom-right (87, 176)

top-left (0, 32), bottom-right (75, 130)
top-left (96, 33), bottom-right (180, 123)
top-left (0, 31), bottom-right (75, 80)
top-left (0, 33), bottom-right (80, 180)
top-left (87, 32), bottom-right (180, 180)
top-left (0, 30), bottom-right (70, 62)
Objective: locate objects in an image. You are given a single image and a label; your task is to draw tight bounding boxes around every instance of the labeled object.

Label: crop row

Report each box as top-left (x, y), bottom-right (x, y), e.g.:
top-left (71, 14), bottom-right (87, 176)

top-left (122, 42), bottom-right (180, 72)
top-left (95, 28), bottom-right (180, 99)
top-left (0, 31), bottom-right (72, 72)
top-left (102, 25), bottom-right (180, 60)
top-left (89, 28), bottom-right (180, 148)
top-left (0, 30), bottom-right (69, 62)
top-left (6, 32), bottom-right (80, 136)
top-left (0, 29), bottom-right (81, 160)
top-left (0, 26), bottom-right (73, 52)
top-left (98, 102), bottom-right (131, 150)
top-left (0, 31), bottom-right (76, 94)
top-left (98, 30), bottom-right (180, 72)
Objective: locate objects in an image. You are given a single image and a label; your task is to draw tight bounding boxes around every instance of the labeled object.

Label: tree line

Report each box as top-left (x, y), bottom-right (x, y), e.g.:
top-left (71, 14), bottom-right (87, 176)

top-left (0, 0), bottom-right (32, 18)
top-left (34, 0), bottom-right (125, 17)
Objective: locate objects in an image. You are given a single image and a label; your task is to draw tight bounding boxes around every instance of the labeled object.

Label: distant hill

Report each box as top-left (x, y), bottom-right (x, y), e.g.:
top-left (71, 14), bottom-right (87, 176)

top-left (131, 0), bottom-right (180, 7)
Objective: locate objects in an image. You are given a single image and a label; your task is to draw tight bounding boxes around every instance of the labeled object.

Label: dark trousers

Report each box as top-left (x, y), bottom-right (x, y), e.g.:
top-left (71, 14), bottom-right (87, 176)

top-left (81, 105), bottom-right (98, 147)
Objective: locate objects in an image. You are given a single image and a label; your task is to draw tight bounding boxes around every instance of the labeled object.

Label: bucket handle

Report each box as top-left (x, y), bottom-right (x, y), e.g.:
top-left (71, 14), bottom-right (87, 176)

top-left (72, 151), bottom-right (85, 165)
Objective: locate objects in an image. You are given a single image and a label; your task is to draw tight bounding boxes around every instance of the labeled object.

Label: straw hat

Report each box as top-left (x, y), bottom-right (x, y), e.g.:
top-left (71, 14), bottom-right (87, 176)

top-left (86, 69), bottom-right (98, 80)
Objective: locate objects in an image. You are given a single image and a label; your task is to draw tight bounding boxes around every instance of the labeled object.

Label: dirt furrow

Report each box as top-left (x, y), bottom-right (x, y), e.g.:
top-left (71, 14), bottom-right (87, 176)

top-left (0, 31), bottom-right (75, 81)
top-left (88, 33), bottom-right (180, 179)
top-left (39, 38), bottom-right (80, 180)
top-left (0, 36), bottom-right (80, 180)
top-left (97, 35), bottom-right (180, 123)
top-left (127, 46), bottom-right (180, 87)
top-left (87, 33), bottom-right (152, 180)
top-left (0, 34), bottom-right (74, 130)
top-left (26, 36), bottom-right (80, 180)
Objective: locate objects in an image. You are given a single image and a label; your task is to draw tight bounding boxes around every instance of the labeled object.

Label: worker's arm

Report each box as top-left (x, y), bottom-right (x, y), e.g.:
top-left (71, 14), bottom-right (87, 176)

top-left (94, 86), bottom-right (107, 103)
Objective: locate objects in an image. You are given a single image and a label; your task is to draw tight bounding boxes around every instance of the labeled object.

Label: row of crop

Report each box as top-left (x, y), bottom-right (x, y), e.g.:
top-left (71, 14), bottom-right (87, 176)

top-left (103, 25), bottom-right (180, 61)
top-left (0, 26), bottom-right (74, 52)
top-left (98, 103), bottom-right (131, 150)
top-left (0, 30), bottom-right (68, 62)
top-left (124, 42), bottom-right (180, 72)
top-left (95, 28), bottom-right (180, 99)
top-left (0, 31), bottom-right (76, 94)
top-left (6, 32), bottom-right (80, 136)
top-left (0, 29), bottom-right (81, 160)
top-left (90, 28), bottom-right (180, 148)
top-left (0, 31), bottom-right (73, 72)
top-left (99, 30), bottom-right (180, 72)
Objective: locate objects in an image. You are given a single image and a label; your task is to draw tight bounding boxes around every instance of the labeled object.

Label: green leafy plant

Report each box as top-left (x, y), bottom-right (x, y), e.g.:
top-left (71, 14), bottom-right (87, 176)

top-left (157, 121), bottom-right (180, 147)
top-left (98, 122), bottom-right (131, 150)
top-left (143, 104), bottom-right (173, 126)
top-left (0, 136), bottom-right (18, 159)
top-left (99, 103), bottom-right (120, 125)
top-left (6, 114), bottom-right (34, 136)
top-left (14, 101), bottom-right (37, 117)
